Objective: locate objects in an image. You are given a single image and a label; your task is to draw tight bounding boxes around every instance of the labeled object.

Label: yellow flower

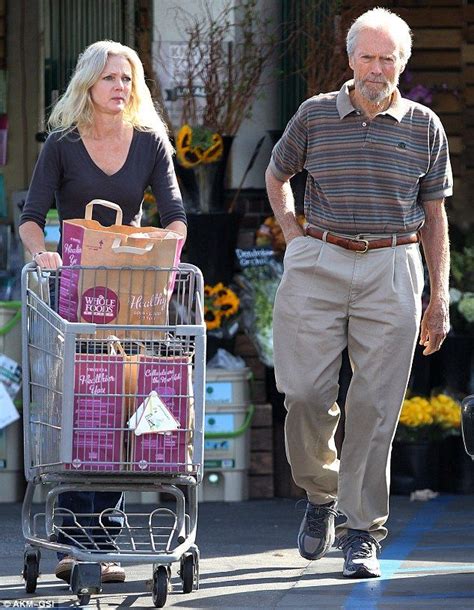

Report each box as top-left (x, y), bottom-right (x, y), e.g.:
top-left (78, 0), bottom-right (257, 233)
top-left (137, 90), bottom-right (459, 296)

top-left (175, 125), bottom-right (223, 168)
top-left (143, 191), bottom-right (156, 204)
top-left (397, 393), bottom-right (461, 442)
top-left (200, 133), bottom-right (224, 163)
top-left (399, 397), bottom-right (434, 428)
top-left (431, 394), bottom-right (461, 430)
top-left (204, 282), bottom-right (240, 331)
top-left (204, 309), bottom-right (222, 330)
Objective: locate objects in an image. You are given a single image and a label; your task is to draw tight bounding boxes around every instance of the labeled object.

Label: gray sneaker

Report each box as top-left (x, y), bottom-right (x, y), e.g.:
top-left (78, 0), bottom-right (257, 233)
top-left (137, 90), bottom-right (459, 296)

top-left (338, 529), bottom-right (381, 578)
top-left (297, 501), bottom-right (338, 560)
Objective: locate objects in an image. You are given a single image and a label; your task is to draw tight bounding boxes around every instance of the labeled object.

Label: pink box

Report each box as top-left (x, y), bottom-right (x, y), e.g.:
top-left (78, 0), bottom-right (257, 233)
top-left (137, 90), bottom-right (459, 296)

top-left (130, 356), bottom-right (193, 473)
top-left (66, 354), bottom-right (125, 471)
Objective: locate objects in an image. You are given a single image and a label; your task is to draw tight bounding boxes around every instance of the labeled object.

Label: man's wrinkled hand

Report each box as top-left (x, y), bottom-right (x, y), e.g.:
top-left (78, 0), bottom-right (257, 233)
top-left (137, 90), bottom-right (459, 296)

top-left (419, 298), bottom-right (450, 356)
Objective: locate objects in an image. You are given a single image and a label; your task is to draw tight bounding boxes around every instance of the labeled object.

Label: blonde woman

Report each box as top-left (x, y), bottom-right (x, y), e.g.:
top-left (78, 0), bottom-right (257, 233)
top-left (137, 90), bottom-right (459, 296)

top-left (19, 40), bottom-right (187, 584)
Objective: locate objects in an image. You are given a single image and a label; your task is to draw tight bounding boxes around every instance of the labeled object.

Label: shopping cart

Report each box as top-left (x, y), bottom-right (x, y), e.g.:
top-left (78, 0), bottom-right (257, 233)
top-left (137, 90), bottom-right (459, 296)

top-left (21, 262), bottom-right (206, 607)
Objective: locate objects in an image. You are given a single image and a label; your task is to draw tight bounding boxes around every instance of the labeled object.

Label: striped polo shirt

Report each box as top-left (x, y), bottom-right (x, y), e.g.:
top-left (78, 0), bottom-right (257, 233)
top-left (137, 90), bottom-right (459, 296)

top-left (269, 79), bottom-right (453, 235)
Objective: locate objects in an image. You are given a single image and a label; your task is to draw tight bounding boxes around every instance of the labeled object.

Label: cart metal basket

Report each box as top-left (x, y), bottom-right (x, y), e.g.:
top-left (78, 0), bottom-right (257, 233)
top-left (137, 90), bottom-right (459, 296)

top-left (21, 262), bottom-right (206, 607)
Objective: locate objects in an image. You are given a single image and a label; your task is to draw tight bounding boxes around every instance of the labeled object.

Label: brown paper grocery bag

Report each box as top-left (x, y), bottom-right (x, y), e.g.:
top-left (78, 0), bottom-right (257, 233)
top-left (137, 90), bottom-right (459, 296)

top-left (59, 200), bottom-right (184, 336)
top-left (106, 335), bottom-right (141, 417)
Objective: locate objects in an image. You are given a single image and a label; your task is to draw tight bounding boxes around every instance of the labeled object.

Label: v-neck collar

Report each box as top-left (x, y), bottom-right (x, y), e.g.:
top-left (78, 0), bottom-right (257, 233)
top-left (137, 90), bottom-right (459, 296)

top-left (76, 128), bottom-right (137, 178)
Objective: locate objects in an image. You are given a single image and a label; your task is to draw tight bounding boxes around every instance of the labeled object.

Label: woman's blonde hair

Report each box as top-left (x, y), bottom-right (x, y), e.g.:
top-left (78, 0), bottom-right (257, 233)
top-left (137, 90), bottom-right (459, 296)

top-left (48, 40), bottom-right (172, 152)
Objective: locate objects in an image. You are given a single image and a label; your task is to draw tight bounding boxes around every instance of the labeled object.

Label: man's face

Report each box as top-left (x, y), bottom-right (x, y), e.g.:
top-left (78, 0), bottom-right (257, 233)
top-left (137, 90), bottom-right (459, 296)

top-left (349, 28), bottom-right (404, 104)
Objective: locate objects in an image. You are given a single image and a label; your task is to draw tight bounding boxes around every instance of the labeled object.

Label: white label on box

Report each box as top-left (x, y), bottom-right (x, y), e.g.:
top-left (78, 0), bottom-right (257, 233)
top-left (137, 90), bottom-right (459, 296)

top-left (130, 391), bottom-right (181, 436)
top-left (206, 381), bottom-right (233, 404)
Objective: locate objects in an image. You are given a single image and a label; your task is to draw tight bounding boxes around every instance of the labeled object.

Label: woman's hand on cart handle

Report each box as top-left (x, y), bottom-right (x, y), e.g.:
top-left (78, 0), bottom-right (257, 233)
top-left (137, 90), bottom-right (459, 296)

top-left (32, 250), bottom-right (63, 270)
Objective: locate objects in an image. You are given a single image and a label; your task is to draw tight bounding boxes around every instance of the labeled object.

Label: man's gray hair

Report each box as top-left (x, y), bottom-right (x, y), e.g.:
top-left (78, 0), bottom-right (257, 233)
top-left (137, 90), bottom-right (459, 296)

top-left (346, 7), bottom-right (412, 66)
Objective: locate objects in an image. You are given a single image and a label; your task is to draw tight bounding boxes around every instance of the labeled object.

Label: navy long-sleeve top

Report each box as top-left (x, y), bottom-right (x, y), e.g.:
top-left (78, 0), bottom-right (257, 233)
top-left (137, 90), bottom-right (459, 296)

top-left (20, 128), bottom-right (186, 251)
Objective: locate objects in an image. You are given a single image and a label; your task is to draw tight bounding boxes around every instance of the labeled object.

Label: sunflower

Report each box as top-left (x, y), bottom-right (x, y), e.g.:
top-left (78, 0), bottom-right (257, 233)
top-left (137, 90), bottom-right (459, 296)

top-left (204, 282), bottom-right (240, 330)
top-left (200, 132), bottom-right (224, 163)
top-left (214, 289), bottom-right (239, 318)
top-left (204, 308), bottom-right (222, 331)
top-left (175, 125), bottom-right (224, 169)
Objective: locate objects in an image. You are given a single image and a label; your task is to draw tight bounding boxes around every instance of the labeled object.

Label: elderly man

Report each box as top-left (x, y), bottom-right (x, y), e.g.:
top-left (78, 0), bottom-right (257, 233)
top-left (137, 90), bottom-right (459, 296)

top-left (265, 7), bottom-right (452, 578)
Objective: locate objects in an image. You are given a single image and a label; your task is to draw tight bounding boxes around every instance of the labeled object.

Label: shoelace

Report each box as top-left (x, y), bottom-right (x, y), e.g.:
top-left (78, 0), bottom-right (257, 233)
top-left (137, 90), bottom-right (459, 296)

top-left (305, 504), bottom-right (339, 536)
top-left (337, 532), bottom-right (381, 558)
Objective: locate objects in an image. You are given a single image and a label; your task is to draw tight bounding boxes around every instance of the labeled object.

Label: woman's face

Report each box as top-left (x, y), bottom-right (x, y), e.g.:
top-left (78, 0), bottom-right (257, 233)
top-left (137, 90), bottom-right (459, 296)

top-left (90, 54), bottom-right (133, 116)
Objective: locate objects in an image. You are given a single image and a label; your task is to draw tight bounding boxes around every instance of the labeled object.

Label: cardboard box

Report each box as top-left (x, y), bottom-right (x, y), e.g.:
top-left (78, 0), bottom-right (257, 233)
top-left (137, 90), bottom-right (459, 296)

top-left (129, 356), bottom-right (194, 473)
top-left (67, 354), bottom-right (125, 471)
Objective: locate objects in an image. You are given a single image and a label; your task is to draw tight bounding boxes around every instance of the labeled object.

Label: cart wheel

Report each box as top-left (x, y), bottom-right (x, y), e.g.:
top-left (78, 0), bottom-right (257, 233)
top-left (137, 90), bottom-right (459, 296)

top-left (23, 549), bottom-right (40, 594)
top-left (152, 566), bottom-right (169, 608)
top-left (70, 562), bottom-right (101, 605)
top-left (78, 593), bottom-right (91, 605)
top-left (181, 554), bottom-right (195, 593)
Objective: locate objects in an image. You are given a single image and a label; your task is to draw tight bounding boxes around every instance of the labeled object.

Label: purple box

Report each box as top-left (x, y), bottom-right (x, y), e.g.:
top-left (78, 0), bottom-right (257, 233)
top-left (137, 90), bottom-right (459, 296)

top-left (130, 356), bottom-right (193, 473)
top-left (66, 354), bottom-right (125, 471)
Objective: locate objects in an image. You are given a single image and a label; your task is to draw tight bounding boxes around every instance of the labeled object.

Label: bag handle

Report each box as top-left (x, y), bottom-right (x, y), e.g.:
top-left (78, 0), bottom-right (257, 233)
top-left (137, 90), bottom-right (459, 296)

top-left (111, 237), bottom-right (154, 255)
top-left (85, 199), bottom-right (123, 225)
top-left (107, 335), bottom-right (146, 356)
top-left (107, 335), bottom-right (125, 356)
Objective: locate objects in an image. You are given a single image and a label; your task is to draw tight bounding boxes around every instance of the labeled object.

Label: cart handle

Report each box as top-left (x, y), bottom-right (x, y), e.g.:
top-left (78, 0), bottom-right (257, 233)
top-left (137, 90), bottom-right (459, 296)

top-left (0, 301), bottom-right (22, 336)
top-left (204, 403), bottom-right (256, 439)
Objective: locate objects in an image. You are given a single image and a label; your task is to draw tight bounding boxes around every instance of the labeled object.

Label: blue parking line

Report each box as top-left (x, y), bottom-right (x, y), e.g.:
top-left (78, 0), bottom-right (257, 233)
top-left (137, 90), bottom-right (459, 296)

top-left (417, 544), bottom-right (474, 550)
top-left (399, 564), bottom-right (474, 573)
top-left (343, 495), bottom-right (455, 610)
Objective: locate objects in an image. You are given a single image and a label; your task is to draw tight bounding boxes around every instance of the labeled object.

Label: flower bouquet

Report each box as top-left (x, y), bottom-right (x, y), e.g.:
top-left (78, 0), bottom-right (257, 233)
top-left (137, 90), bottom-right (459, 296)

top-left (236, 249), bottom-right (283, 367)
top-left (392, 393), bottom-right (461, 494)
top-left (174, 124), bottom-right (227, 214)
top-left (175, 125), bottom-right (224, 169)
top-left (396, 393), bottom-right (461, 443)
top-left (204, 282), bottom-right (240, 340)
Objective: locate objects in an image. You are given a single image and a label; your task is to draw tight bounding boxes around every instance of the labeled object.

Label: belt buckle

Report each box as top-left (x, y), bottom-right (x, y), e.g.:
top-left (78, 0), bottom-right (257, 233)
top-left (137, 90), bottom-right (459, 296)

top-left (354, 236), bottom-right (369, 253)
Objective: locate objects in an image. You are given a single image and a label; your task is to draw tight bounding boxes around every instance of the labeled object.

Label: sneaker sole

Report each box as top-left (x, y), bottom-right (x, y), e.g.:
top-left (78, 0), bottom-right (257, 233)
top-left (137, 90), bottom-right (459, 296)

top-left (343, 566), bottom-right (381, 578)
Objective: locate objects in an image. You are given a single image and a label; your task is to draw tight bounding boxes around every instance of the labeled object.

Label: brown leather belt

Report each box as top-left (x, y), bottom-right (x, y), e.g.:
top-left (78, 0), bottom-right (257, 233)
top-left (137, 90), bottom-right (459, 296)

top-left (305, 227), bottom-right (419, 253)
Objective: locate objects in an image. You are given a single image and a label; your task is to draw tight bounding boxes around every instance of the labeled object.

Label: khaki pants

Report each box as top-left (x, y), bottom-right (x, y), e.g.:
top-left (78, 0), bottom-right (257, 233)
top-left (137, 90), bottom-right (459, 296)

top-left (273, 235), bottom-right (423, 541)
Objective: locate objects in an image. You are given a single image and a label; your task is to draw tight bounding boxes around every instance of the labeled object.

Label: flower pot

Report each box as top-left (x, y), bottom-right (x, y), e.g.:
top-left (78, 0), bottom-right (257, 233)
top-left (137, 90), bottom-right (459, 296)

top-left (391, 441), bottom-right (440, 495)
top-left (438, 435), bottom-right (474, 494)
top-left (430, 334), bottom-right (473, 395)
top-left (175, 136), bottom-right (234, 214)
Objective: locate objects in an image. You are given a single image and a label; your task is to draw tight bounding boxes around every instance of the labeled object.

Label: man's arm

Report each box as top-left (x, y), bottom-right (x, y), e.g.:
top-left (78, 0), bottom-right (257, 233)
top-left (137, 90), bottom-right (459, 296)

top-left (418, 198), bottom-right (450, 355)
top-left (265, 168), bottom-right (305, 245)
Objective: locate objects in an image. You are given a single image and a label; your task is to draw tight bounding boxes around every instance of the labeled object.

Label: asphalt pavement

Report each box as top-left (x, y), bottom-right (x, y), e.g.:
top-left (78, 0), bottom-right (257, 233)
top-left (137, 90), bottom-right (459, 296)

top-left (0, 493), bottom-right (474, 609)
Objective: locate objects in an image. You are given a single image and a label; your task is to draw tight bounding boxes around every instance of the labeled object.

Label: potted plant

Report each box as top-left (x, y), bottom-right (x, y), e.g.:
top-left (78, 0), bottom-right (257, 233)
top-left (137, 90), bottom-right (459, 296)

top-left (155, 0), bottom-right (278, 214)
top-left (204, 282), bottom-right (240, 360)
top-left (391, 393), bottom-right (461, 494)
